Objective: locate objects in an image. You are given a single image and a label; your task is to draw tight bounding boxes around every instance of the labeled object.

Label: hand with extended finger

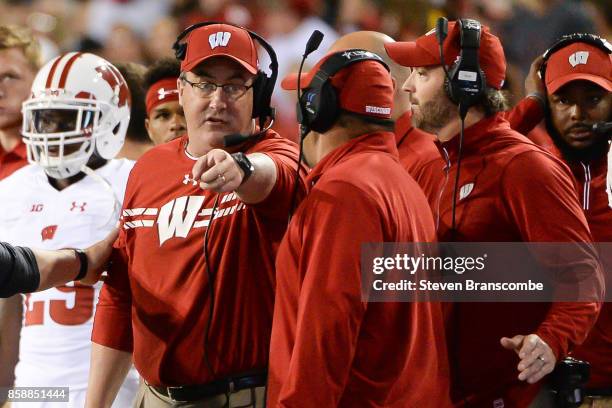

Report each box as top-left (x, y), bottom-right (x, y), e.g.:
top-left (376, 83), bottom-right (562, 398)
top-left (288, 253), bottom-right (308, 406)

top-left (192, 149), bottom-right (245, 193)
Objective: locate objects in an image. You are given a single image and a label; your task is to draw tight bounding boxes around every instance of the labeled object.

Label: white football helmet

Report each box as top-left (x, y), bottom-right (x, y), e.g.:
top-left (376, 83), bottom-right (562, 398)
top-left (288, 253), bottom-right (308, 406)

top-left (22, 52), bottom-right (131, 179)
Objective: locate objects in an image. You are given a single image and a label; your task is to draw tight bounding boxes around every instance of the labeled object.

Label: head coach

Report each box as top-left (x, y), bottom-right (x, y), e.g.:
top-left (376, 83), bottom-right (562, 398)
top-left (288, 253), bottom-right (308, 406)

top-left (87, 22), bottom-right (306, 408)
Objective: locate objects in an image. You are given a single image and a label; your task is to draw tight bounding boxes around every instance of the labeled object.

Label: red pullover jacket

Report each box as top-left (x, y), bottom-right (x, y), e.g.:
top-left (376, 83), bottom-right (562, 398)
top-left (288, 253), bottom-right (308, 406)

top-left (418, 113), bottom-right (603, 407)
top-left (268, 131), bottom-right (452, 408)
top-left (529, 130), bottom-right (612, 390)
top-left (395, 97), bottom-right (545, 190)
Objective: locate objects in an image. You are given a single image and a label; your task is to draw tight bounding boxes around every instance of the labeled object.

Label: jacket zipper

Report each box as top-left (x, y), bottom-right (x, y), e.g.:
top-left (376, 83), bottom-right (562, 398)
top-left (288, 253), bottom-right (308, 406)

top-left (436, 147), bottom-right (451, 231)
top-left (580, 162), bottom-right (591, 211)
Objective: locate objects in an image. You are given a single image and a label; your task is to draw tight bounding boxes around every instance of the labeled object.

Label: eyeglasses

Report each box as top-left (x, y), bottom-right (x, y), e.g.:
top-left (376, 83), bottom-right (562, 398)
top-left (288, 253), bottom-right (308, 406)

top-left (181, 76), bottom-right (254, 100)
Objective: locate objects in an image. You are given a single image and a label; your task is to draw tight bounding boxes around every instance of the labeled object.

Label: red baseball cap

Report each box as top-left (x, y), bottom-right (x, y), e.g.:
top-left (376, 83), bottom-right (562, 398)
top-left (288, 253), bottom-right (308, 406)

top-left (385, 20), bottom-right (506, 89)
top-left (281, 51), bottom-right (394, 120)
top-left (544, 41), bottom-right (612, 94)
top-left (180, 23), bottom-right (258, 74)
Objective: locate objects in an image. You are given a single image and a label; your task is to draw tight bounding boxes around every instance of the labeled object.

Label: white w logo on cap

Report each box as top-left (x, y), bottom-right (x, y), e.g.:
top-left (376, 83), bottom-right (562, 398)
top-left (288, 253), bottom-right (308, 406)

top-left (209, 32), bottom-right (231, 49)
top-left (568, 51), bottom-right (589, 67)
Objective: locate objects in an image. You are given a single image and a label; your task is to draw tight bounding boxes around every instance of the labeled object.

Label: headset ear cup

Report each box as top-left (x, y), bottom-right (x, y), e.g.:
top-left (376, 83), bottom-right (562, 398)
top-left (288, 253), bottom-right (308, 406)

top-left (174, 43), bottom-right (187, 61)
top-left (251, 72), bottom-right (274, 123)
top-left (310, 82), bottom-right (339, 133)
top-left (299, 89), bottom-right (317, 130)
top-left (538, 61), bottom-right (547, 86)
top-left (478, 68), bottom-right (487, 95)
top-left (444, 75), bottom-right (458, 105)
top-left (251, 73), bottom-right (265, 119)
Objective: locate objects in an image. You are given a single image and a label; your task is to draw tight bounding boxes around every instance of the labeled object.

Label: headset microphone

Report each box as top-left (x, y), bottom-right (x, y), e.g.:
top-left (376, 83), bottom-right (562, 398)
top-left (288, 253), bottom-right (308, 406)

top-left (222, 33), bottom-right (325, 149)
top-left (305, 30), bottom-right (324, 56)
top-left (437, 18), bottom-right (453, 106)
top-left (436, 18), bottom-right (448, 47)
top-left (592, 121), bottom-right (612, 137)
top-left (289, 29), bottom-right (324, 221)
top-left (222, 119), bottom-right (275, 147)
top-left (296, 30), bottom-right (324, 139)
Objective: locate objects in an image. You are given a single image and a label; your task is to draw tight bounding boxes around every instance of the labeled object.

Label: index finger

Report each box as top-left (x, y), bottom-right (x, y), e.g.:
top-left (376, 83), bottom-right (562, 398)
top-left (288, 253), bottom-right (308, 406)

top-left (192, 154), bottom-right (209, 180)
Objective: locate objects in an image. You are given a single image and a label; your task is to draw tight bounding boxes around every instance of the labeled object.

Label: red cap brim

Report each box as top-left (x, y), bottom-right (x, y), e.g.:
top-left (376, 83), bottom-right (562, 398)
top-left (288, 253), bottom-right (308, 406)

top-left (281, 72), bottom-right (314, 90)
top-left (182, 53), bottom-right (258, 75)
top-left (547, 73), bottom-right (612, 94)
top-left (384, 41), bottom-right (441, 67)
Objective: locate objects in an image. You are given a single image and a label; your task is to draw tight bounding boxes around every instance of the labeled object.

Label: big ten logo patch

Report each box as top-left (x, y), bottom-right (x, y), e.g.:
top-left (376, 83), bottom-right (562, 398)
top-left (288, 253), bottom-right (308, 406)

top-left (30, 203), bottom-right (44, 212)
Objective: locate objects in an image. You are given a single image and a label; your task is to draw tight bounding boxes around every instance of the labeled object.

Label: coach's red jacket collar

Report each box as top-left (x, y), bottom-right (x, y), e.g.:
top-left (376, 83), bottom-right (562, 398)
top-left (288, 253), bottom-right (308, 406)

top-left (307, 131), bottom-right (399, 188)
top-left (394, 110), bottom-right (413, 145)
top-left (435, 113), bottom-right (510, 162)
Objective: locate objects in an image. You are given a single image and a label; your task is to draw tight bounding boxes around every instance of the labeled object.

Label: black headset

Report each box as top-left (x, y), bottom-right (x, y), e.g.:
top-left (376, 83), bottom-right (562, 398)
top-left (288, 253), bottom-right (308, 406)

top-left (539, 33), bottom-right (612, 82)
top-left (296, 49), bottom-right (390, 134)
top-left (439, 18), bottom-right (487, 114)
top-left (172, 21), bottom-right (279, 126)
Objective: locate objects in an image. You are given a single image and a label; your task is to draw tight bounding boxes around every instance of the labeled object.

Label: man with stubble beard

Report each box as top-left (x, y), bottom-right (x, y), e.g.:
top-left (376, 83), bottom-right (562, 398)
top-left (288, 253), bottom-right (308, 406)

top-left (386, 20), bottom-right (604, 407)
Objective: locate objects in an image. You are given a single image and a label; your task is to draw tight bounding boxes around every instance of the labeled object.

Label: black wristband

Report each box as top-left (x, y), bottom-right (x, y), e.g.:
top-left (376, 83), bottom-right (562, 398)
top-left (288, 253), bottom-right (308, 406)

top-left (231, 152), bottom-right (255, 184)
top-left (73, 249), bottom-right (88, 281)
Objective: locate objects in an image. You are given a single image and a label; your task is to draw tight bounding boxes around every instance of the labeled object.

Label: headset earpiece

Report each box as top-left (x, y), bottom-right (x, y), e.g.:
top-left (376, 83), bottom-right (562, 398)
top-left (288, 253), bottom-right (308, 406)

top-left (302, 80), bottom-right (340, 133)
top-left (174, 42), bottom-right (187, 61)
top-left (297, 49), bottom-right (389, 135)
top-left (444, 19), bottom-right (486, 112)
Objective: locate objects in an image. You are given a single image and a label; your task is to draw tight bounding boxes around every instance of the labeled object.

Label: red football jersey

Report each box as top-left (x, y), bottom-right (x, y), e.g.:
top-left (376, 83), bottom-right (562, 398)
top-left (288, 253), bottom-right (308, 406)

top-left (92, 131), bottom-right (306, 386)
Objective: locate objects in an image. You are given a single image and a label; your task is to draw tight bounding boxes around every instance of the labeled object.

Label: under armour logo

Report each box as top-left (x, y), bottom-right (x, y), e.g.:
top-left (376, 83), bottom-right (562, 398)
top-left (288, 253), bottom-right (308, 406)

top-left (464, 19), bottom-right (480, 30)
top-left (183, 174), bottom-right (198, 186)
top-left (157, 88), bottom-right (179, 100)
top-left (41, 225), bottom-right (58, 241)
top-left (569, 51), bottom-right (589, 67)
top-left (70, 201), bottom-right (87, 212)
top-left (209, 32), bottom-right (231, 49)
top-left (459, 183), bottom-right (474, 201)
top-left (425, 27), bottom-right (436, 36)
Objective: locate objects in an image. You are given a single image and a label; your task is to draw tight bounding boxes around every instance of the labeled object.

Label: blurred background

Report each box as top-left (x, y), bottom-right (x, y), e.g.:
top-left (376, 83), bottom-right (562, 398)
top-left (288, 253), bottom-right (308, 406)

top-left (2, 0), bottom-right (609, 139)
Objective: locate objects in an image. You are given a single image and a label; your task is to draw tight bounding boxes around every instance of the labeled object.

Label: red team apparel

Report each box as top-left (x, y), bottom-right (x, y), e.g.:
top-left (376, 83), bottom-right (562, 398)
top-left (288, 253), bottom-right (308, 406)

top-left (421, 114), bottom-right (602, 406)
top-left (92, 131), bottom-right (302, 386)
top-left (395, 96), bottom-right (544, 196)
top-left (268, 132), bottom-right (452, 408)
top-left (557, 147), bottom-right (612, 390)
top-left (0, 140), bottom-right (28, 181)
top-left (528, 37), bottom-right (612, 390)
top-left (0, 159), bottom-right (139, 408)
top-left (529, 132), bottom-right (612, 390)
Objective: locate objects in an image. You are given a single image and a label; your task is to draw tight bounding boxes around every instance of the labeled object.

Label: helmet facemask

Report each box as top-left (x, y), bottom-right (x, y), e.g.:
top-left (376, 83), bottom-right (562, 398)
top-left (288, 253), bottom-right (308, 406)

top-left (22, 97), bottom-right (112, 179)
